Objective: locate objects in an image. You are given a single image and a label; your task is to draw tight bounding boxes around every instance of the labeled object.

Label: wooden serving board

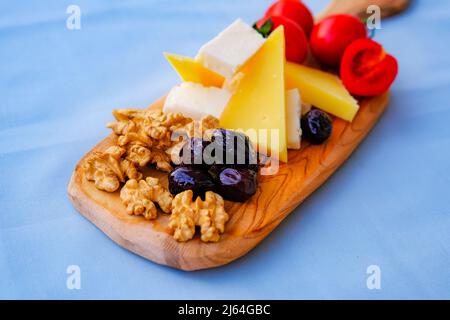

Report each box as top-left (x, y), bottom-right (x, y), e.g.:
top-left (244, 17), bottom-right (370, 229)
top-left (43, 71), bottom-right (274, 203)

top-left (67, 0), bottom-right (408, 271)
top-left (68, 93), bottom-right (389, 271)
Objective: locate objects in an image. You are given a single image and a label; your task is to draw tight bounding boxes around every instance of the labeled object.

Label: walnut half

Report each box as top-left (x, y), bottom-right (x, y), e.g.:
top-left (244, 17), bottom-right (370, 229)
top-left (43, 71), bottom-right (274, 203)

top-left (169, 190), bottom-right (229, 242)
top-left (120, 177), bottom-right (173, 220)
top-left (196, 191), bottom-right (228, 242)
top-left (83, 146), bottom-right (141, 192)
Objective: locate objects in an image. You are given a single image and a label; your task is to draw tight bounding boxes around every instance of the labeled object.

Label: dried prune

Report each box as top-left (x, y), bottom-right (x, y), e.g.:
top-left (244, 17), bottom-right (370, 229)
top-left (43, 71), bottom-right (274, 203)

top-left (179, 137), bottom-right (212, 168)
top-left (210, 129), bottom-right (258, 168)
top-left (168, 166), bottom-right (215, 198)
top-left (301, 109), bottom-right (332, 145)
top-left (216, 167), bottom-right (258, 202)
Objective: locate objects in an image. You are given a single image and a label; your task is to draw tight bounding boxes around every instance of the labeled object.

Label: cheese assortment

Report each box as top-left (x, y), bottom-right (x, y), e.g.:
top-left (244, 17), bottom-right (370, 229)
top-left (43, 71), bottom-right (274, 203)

top-left (163, 18), bottom-right (362, 165)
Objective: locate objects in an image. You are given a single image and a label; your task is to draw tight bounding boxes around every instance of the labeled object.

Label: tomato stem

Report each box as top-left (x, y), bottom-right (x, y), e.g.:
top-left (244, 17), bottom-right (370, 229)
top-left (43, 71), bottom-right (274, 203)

top-left (253, 18), bottom-right (273, 38)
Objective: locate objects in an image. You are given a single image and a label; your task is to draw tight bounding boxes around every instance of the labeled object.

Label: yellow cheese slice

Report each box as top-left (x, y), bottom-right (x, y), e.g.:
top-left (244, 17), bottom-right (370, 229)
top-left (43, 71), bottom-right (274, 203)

top-left (285, 62), bottom-right (359, 122)
top-left (164, 52), bottom-right (224, 87)
top-left (219, 27), bottom-right (287, 162)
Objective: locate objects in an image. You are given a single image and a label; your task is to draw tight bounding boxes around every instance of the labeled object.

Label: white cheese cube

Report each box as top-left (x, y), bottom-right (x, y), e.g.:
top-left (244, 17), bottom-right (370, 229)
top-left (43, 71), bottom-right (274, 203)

top-left (163, 82), bottom-right (231, 120)
top-left (196, 19), bottom-right (265, 78)
top-left (286, 89), bottom-right (302, 150)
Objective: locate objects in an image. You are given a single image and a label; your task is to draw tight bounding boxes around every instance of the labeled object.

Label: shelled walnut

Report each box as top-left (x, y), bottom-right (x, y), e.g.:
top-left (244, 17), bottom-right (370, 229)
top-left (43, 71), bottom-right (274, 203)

top-left (197, 191), bottom-right (229, 242)
top-left (168, 190), bottom-right (197, 242)
top-left (107, 109), bottom-right (191, 147)
top-left (125, 142), bottom-right (152, 167)
top-left (169, 190), bottom-right (229, 242)
top-left (107, 109), bottom-right (192, 172)
top-left (120, 177), bottom-right (173, 220)
top-left (124, 142), bottom-right (173, 172)
top-left (83, 146), bottom-right (141, 192)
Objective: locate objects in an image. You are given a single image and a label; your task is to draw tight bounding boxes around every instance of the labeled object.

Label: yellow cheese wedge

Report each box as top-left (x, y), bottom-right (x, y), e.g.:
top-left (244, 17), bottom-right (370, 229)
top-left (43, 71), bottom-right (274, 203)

top-left (164, 52), bottom-right (225, 87)
top-left (219, 27), bottom-right (287, 162)
top-left (285, 62), bottom-right (359, 122)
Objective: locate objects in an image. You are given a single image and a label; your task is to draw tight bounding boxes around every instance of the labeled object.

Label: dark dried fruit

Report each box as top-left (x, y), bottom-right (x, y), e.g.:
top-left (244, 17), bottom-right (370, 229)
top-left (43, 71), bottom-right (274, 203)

top-left (211, 128), bottom-right (258, 168)
top-left (216, 167), bottom-right (258, 202)
top-left (179, 137), bottom-right (212, 168)
top-left (301, 109), bottom-right (333, 145)
top-left (170, 129), bottom-right (261, 203)
top-left (168, 166), bottom-right (215, 198)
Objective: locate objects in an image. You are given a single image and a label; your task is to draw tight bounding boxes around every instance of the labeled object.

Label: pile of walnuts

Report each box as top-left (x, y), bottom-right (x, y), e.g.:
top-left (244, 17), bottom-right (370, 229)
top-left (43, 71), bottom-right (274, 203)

top-left (82, 108), bottom-right (228, 242)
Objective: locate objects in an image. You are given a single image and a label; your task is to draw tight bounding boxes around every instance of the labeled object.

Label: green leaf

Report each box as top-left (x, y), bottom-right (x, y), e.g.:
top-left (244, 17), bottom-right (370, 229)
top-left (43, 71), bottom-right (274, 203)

top-left (253, 18), bottom-right (273, 38)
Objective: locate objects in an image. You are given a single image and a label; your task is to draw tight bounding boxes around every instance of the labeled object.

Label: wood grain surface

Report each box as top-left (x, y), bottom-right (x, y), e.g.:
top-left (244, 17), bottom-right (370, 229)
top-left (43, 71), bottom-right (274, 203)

top-left (316, 0), bottom-right (411, 21)
top-left (68, 93), bottom-right (390, 270)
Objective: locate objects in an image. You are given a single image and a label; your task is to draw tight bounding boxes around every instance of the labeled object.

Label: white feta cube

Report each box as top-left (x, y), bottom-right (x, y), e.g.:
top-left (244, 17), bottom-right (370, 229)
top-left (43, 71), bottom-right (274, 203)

top-left (163, 82), bottom-right (231, 120)
top-left (196, 19), bottom-right (265, 78)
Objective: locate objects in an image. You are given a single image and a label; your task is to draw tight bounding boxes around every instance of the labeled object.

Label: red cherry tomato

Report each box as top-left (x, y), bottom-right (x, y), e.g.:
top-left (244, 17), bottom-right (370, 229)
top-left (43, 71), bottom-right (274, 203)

top-left (340, 39), bottom-right (398, 97)
top-left (256, 16), bottom-right (308, 63)
top-left (264, 0), bottom-right (314, 37)
top-left (310, 14), bottom-right (367, 67)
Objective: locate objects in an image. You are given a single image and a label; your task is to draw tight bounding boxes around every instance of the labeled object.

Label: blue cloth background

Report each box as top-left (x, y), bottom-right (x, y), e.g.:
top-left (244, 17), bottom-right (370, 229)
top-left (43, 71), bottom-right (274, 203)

top-left (1, 0), bottom-right (450, 299)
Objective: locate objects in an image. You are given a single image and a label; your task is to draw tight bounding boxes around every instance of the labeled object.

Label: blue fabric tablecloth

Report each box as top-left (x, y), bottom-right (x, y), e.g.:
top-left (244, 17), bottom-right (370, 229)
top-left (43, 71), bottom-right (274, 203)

top-left (1, 0), bottom-right (450, 299)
